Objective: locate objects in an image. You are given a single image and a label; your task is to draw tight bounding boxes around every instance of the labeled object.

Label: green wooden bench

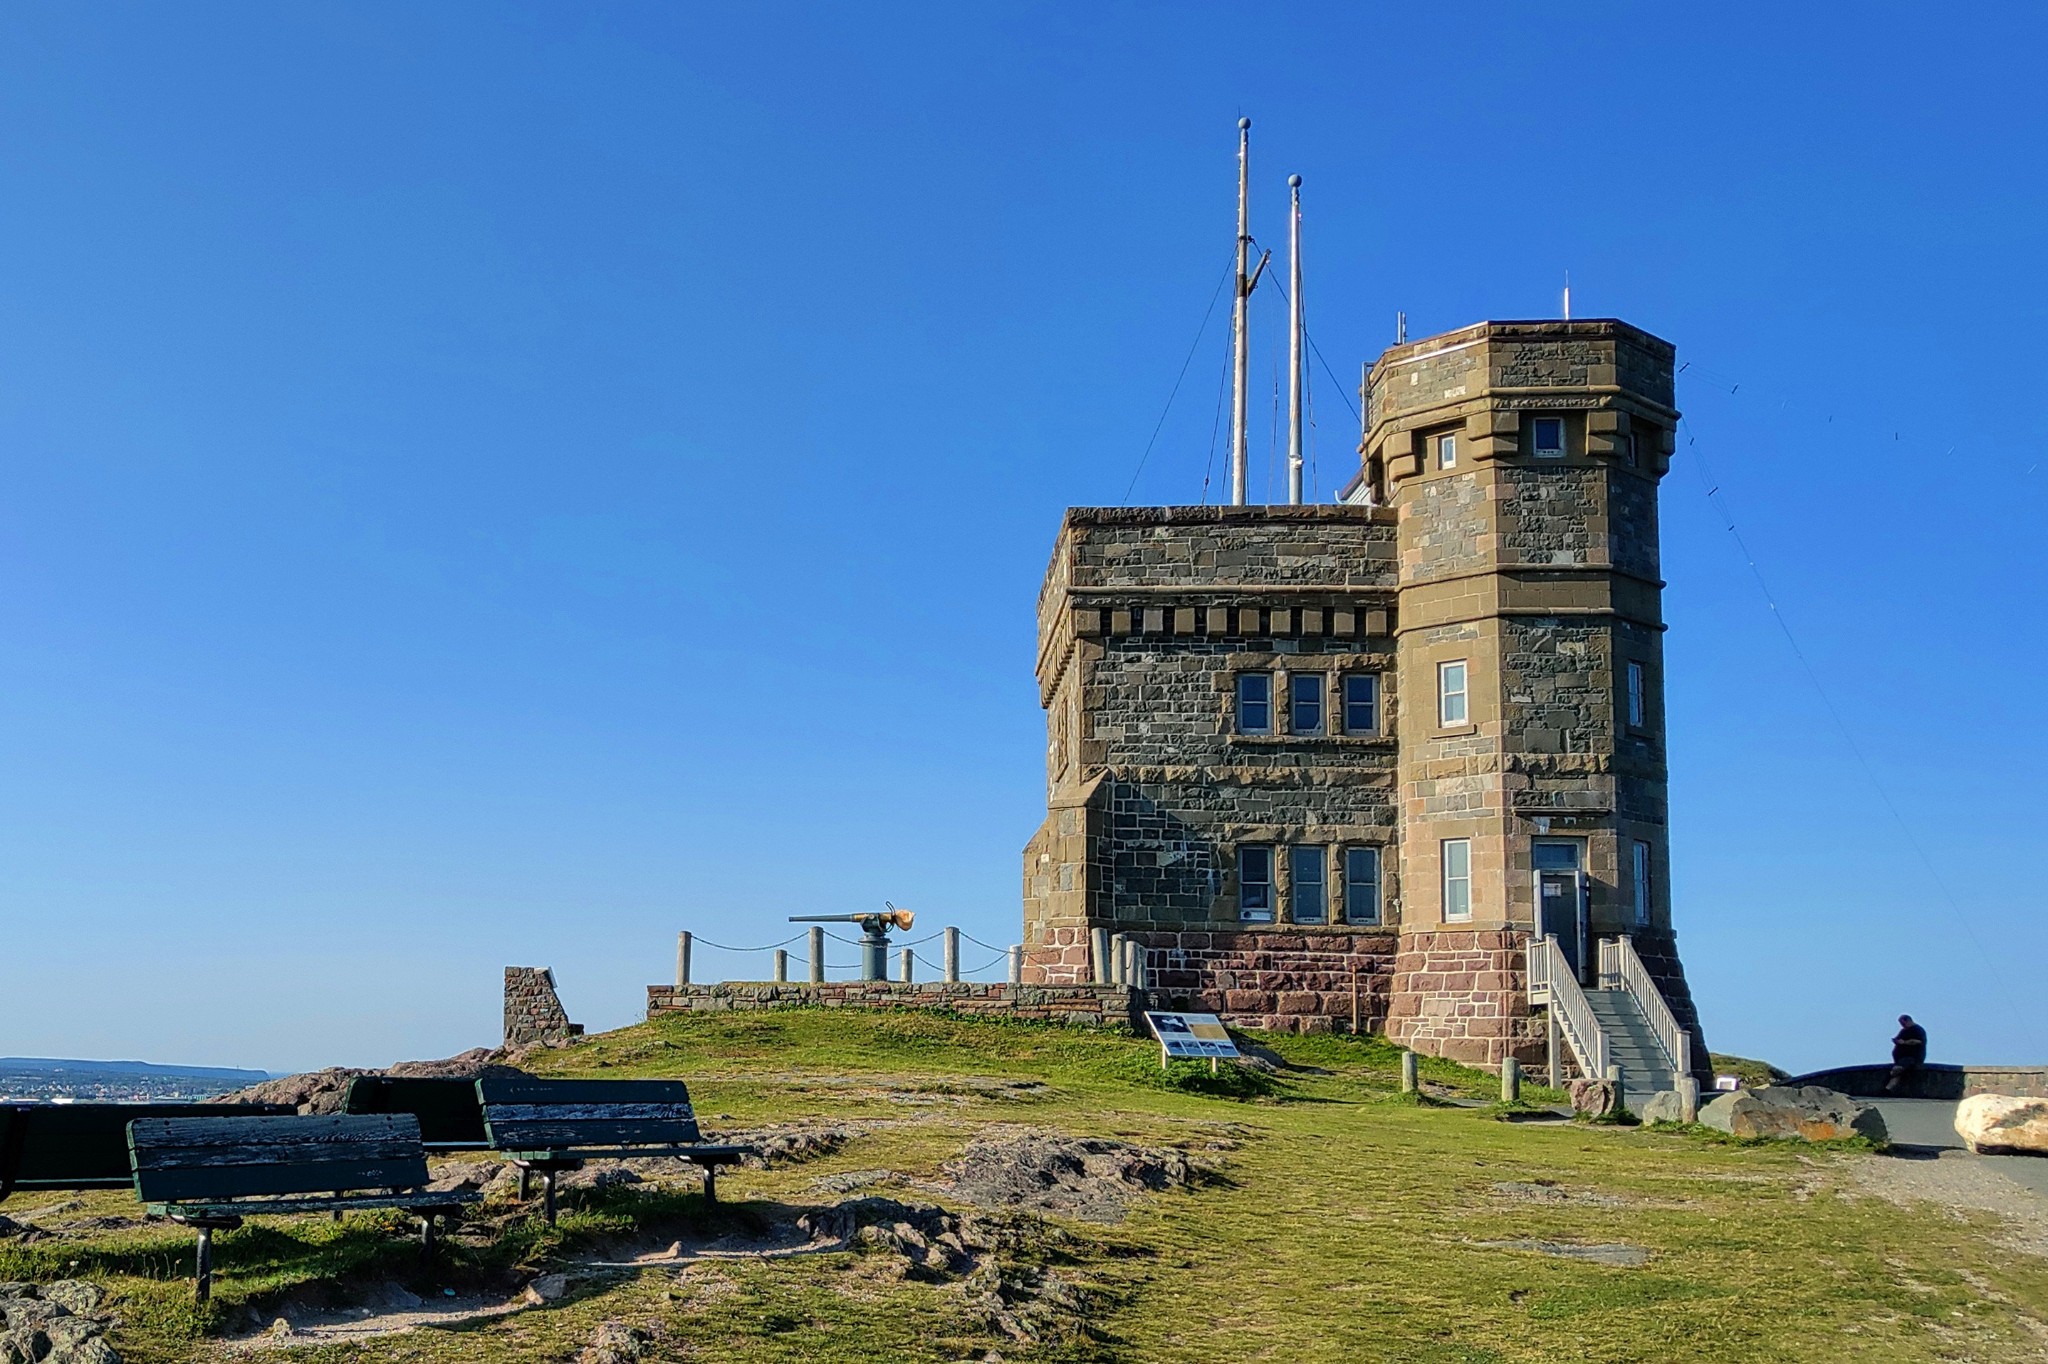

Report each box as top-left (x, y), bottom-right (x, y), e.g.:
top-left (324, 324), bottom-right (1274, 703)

top-left (0, 1102), bottom-right (293, 1201)
top-left (476, 1076), bottom-right (746, 1224)
top-left (340, 1076), bottom-right (490, 1151)
top-left (129, 1113), bottom-right (480, 1302)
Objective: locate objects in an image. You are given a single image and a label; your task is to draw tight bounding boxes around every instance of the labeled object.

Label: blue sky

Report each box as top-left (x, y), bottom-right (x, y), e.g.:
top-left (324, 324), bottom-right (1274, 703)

top-left (1, 5), bottom-right (2042, 1075)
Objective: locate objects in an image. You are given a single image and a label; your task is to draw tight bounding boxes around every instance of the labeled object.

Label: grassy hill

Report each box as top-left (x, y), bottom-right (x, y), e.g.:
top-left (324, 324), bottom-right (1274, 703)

top-left (2, 1008), bottom-right (2043, 1362)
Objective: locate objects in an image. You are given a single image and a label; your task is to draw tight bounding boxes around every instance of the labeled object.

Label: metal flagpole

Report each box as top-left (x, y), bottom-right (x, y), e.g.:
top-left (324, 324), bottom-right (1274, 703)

top-left (1286, 173), bottom-right (1304, 505)
top-left (1230, 118), bottom-right (1251, 506)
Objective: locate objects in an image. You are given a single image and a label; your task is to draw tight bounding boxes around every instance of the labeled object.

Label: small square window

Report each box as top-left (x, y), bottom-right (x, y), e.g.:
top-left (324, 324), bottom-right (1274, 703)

top-left (1238, 845), bottom-right (1274, 922)
top-left (1621, 432), bottom-right (1639, 467)
top-left (1438, 660), bottom-right (1469, 727)
top-left (1289, 672), bottom-right (1324, 735)
top-left (1626, 661), bottom-right (1646, 728)
top-left (1437, 433), bottom-right (1457, 470)
top-left (1532, 417), bottom-right (1565, 458)
top-left (1342, 673), bottom-right (1379, 735)
top-left (1344, 847), bottom-right (1381, 925)
top-left (1442, 838), bottom-right (1472, 922)
top-left (1632, 840), bottom-right (1652, 925)
top-left (1236, 672), bottom-right (1272, 735)
top-left (1290, 846), bottom-right (1327, 924)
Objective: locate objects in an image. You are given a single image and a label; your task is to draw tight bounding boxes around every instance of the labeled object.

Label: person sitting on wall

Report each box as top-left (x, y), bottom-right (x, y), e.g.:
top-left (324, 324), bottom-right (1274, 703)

top-left (1885, 1014), bottom-right (1928, 1094)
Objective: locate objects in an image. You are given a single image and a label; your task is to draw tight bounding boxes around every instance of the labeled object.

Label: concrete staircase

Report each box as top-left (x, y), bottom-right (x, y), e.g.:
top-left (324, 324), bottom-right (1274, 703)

top-left (1584, 987), bottom-right (1680, 1094)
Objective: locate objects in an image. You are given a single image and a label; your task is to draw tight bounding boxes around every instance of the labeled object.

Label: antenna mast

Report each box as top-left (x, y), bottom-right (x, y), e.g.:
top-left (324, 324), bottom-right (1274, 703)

top-left (1286, 174), bottom-right (1304, 504)
top-left (1230, 118), bottom-right (1252, 506)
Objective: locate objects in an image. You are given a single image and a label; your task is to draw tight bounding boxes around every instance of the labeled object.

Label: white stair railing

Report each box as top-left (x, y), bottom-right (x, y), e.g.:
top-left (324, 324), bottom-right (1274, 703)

top-left (1599, 935), bottom-right (1690, 1080)
top-left (1528, 935), bottom-right (1607, 1081)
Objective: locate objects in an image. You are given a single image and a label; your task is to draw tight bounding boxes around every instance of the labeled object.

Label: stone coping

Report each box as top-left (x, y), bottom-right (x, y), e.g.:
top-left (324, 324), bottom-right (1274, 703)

top-left (1788, 1064), bottom-right (2048, 1101)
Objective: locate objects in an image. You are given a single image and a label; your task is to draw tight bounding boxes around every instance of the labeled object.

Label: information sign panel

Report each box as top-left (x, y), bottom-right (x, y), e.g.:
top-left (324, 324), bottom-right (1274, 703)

top-left (1145, 1011), bottom-right (1241, 1061)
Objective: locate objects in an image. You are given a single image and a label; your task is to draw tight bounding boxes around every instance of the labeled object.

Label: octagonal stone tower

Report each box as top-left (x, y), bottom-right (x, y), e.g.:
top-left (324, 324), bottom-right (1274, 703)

top-left (1371, 319), bottom-right (1704, 1068)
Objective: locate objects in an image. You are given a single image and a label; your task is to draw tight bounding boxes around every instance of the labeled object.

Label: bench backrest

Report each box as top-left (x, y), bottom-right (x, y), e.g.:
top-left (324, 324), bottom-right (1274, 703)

top-left (129, 1113), bottom-right (431, 1204)
top-left (0, 1103), bottom-right (295, 1196)
top-left (476, 1076), bottom-right (704, 1151)
top-left (341, 1077), bottom-right (489, 1149)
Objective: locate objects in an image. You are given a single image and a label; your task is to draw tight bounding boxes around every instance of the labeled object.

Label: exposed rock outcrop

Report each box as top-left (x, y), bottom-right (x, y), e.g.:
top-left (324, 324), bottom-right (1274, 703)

top-left (1698, 1085), bottom-right (1887, 1144)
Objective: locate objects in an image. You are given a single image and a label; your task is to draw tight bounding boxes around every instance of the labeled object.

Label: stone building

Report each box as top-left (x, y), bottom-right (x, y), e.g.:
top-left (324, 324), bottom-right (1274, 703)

top-left (1021, 318), bottom-right (1709, 1073)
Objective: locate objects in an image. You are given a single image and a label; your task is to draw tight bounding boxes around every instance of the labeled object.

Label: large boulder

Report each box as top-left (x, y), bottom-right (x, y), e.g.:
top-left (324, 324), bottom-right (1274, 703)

top-left (1698, 1085), bottom-right (1887, 1144)
top-left (1640, 1090), bottom-right (1687, 1125)
top-left (1954, 1094), bottom-right (2048, 1155)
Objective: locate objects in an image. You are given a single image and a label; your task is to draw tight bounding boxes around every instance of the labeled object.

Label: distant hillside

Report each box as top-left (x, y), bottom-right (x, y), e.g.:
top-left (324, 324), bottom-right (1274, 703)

top-left (0, 1057), bottom-right (270, 1082)
top-left (0, 1056), bottom-right (270, 1101)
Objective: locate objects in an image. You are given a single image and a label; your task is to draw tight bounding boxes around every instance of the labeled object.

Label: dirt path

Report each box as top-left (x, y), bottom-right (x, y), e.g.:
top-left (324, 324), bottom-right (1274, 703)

top-left (1844, 1148), bottom-right (2048, 1259)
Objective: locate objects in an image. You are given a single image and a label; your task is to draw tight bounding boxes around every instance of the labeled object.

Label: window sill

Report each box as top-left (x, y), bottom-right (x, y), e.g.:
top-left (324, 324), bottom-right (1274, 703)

top-left (1433, 724), bottom-right (1478, 737)
top-left (1229, 733), bottom-right (1397, 748)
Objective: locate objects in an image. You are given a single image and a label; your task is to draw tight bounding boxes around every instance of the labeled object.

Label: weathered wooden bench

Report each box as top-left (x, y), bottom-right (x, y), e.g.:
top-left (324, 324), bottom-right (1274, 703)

top-left (129, 1113), bottom-right (480, 1302)
top-left (341, 1076), bottom-right (491, 1151)
top-left (0, 1102), bottom-right (292, 1201)
top-left (476, 1076), bottom-right (746, 1224)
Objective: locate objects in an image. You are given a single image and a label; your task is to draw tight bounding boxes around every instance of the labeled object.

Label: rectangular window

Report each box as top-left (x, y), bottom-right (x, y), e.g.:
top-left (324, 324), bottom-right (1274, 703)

top-left (1626, 661), bottom-right (1646, 728)
top-left (1342, 673), bottom-right (1379, 735)
top-left (1442, 839), bottom-right (1472, 922)
top-left (1290, 846), bottom-right (1327, 924)
top-left (1632, 841), bottom-right (1652, 924)
top-left (1622, 431), bottom-right (1639, 467)
top-left (1438, 660), bottom-right (1469, 727)
top-left (1289, 672), bottom-right (1324, 735)
top-left (1343, 847), bottom-right (1381, 925)
top-left (1532, 417), bottom-right (1565, 458)
top-left (1236, 672), bottom-right (1272, 735)
top-left (1437, 432), bottom-right (1457, 470)
top-left (1238, 845), bottom-right (1274, 922)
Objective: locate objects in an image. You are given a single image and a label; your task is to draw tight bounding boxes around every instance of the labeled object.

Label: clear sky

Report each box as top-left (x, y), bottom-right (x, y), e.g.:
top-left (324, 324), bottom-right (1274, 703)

top-left (2, 4), bottom-right (2042, 1076)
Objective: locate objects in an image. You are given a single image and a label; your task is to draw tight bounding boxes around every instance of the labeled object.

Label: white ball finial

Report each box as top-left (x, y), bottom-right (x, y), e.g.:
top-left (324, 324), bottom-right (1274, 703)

top-left (1288, 174), bottom-right (1302, 188)
top-left (1238, 117), bottom-right (1251, 130)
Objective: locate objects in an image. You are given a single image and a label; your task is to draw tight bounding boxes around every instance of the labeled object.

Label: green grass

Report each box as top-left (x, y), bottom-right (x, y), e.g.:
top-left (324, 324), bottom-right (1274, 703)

top-left (4, 1008), bottom-right (2042, 1362)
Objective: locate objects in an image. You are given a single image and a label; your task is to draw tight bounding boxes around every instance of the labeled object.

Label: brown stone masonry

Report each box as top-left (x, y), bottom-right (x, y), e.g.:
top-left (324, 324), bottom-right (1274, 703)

top-left (1137, 930), bottom-right (1397, 1033)
top-left (1385, 930), bottom-right (1543, 1068)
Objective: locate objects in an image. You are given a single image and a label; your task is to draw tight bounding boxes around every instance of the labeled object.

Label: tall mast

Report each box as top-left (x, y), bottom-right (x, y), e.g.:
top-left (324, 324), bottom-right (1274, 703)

top-left (1230, 118), bottom-right (1251, 506)
top-left (1286, 173), bottom-right (1304, 505)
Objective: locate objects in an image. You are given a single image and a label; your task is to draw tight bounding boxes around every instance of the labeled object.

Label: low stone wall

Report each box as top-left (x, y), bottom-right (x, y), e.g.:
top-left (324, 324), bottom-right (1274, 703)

top-left (1789, 1064), bottom-right (2048, 1101)
top-left (647, 981), bottom-right (1145, 1031)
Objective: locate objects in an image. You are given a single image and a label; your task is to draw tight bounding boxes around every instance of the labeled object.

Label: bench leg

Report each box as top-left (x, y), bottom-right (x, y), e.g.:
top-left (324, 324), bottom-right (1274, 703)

top-left (702, 1164), bottom-right (717, 1206)
top-left (195, 1226), bottom-right (214, 1305)
top-left (421, 1213), bottom-right (438, 1251)
top-left (542, 1169), bottom-right (557, 1227)
top-left (517, 1167), bottom-right (532, 1201)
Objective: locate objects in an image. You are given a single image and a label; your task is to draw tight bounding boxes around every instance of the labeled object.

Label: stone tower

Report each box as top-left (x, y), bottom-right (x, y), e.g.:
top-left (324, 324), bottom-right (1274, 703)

top-left (1022, 317), bottom-right (1708, 1075)
top-left (1369, 319), bottom-right (1705, 1070)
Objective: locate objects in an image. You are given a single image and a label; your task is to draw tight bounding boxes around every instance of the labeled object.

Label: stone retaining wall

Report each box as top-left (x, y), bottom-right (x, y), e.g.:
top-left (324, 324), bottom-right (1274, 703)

top-left (647, 981), bottom-right (1145, 1031)
top-left (1789, 1064), bottom-right (2048, 1101)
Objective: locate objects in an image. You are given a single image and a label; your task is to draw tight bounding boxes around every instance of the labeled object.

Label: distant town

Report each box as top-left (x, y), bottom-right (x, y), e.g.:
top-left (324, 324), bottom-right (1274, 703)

top-left (0, 1057), bottom-right (269, 1103)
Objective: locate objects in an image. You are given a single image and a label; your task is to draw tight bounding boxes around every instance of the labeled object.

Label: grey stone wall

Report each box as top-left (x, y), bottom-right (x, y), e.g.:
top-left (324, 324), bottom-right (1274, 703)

top-left (505, 967), bottom-right (581, 1048)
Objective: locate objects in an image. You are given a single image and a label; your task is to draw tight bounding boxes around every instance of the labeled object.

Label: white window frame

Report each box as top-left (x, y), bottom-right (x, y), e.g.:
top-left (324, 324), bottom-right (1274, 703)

top-left (1632, 840), bottom-right (1652, 925)
top-left (1441, 838), bottom-right (1472, 922)
top-left (1341, 672), bottom-right (1379, 736)
top-left (1236, 671), bottom-right (1273, 735)
top-left (1532, 416), bottom-right (1565, 458)
top-left (1290, 845), bottom-right (1327, 924)
top-left (1289, 671), bottom-right (1325, 736)
top-left (1343, 846), bottom-right (1381, 926)
top-left (1238, 845), bottom-right (1274, 922)
top-left (1438, 660), bottom-right (1469, 728)
top-left (1626, 661), bottom-right (1646, 729)
top-left (1437, 432), bottom-right (1457, 470)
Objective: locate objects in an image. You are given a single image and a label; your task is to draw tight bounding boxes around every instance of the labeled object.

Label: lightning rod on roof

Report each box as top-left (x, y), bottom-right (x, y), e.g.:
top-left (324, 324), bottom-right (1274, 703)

top-left (1230, 118), bottom-right (1252, 506)
top-left (1286, 173), bottom-right (1304, 506)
